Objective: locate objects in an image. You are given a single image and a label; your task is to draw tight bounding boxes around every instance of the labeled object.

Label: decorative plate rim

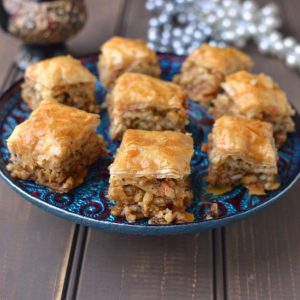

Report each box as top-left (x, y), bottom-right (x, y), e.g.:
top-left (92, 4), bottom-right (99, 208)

top-left (0, 56), bottom-right (300, 235)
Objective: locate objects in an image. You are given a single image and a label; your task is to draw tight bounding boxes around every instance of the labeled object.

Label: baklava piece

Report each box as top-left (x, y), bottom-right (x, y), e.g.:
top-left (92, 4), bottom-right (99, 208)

top-left (7, 99), bottom-right (106, 193)
top-left (173, 44), bottom-right (253, 105)
top-left (209, 71), bottom-right (295, 146)
top-left (108, 72), bottom-right (188, 140)
top-left (98, 36), bottom-right (161, 89)
top-left (108, 129), bottom-right (195, 224)
top-left (206, 116), bottom-right (280, 195)
top-left (22, 55), bottom-right (99, 113)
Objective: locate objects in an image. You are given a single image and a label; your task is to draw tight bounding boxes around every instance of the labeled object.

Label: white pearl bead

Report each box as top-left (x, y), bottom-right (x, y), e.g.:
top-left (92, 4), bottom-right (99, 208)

top-left (285, 54), bottom-right (298, 68)
top-left (175, 48), bottom-right (186, 55)
top-left (263, 16), bottom-right (282, 29)
top-left (182, 35), bottom-right (192, 44)
top-left (222, 0), bottom-right (234, 8)
top-left (194, 30), bottom-right (204, 39)
top-left (185, 25), bottom-right (196, 35)
top-left (149, 17), bottom-right (159, 27)
top-left (215, 9), bottom-right (225, 19)
top-left (165, 2), bottom-right (175, 13)
top-left (172, 40), bottom-right (182, 49)
top-left (221, 19), bottom-right (233, 29)
top-left (261, 3), bottom-right (279, 17)
top-left (148, 28), bottom-right (159, 41)
top-left (235, 26), bottom-right (247, 38)
top-left (158, 14), bottom-right (168, 24)
top-left (283, 37), bottom-right (297, 50)
top-left (207, 14), bottom-right (218, 25)
top-left (147, 42), bottom-right (156, 50)
top-left (221, 31), bottom-right (236, 42)
top-left (247, 24), bottom-right (257, 36)
top-left (257, 24), bottom-right (269, 35)
top-left (269, 31), bottom-right (282, 42)
top-left (243, 1), bottom-right (258, 12)
top-left (158, 46), bottom-right (169, 53)
top-left (172, 28), bottom-right (183, 37)
top-left (273, 41), bottom-right (285, 58)
top-left (145, 2), bottom-right (155, 11)
top-left (242, 11), bottom-right (256, 22)
top-left (293, 45), bottom-right (300, 56)
top-left (258, 40), bottom-right (271, 54)
top-left (227, 7), bottom-right (239, 18)
top-left (208, 40), bottom-right (219, 47)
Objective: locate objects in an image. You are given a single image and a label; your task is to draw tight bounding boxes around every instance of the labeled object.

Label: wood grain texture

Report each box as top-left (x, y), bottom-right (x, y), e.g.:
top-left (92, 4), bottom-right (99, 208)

top-left (0, 181), bottom-right (75, 300)
top-left (76, 231), bottom-right (214, 300)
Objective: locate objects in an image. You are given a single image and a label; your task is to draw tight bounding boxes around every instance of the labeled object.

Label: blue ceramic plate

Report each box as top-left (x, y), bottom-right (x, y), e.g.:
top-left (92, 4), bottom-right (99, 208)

top-left (1, 54), bottom-right (300, 235)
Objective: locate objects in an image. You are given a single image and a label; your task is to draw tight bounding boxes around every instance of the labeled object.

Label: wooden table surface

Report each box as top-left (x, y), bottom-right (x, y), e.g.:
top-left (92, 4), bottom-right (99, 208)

top-left (0, 1), bottom-right (300, 299)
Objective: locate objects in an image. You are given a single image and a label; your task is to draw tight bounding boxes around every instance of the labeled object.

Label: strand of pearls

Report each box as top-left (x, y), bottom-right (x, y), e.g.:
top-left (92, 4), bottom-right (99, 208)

top-left (146, 0), bottom-right (300, 69)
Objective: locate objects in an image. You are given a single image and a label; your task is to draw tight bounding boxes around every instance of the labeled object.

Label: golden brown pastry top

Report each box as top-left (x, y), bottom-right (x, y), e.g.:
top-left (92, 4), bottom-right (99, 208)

top-left (110, 73), bottom-right (186, 113)
top-left (210, 115), bottom-right (277, 167)
top-left (222, 71), bottom-right (294, 117)
top-left (7, 99), bottom-right (100, 164)
top-left (25, 56), bottom-right (97, 88)
top-left (100, 36), bottom-right (158, 66)
top-left (186, 44), bottom-right (253, 75)
top-left (109, 129), bottom-right (194, 178)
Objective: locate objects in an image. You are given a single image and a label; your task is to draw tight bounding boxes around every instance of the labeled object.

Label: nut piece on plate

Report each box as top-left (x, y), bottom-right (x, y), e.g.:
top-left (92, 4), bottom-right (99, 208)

top-left (206, 115), bottom-right (280, 196)
top-left (7, 99), bottom-right (106, 193)
top-left (173, 44), bottom-right (253, 105)
top-left (107, 129), bottom-right (195, 224)
top-left (22, 55), bottom-right (99, 113)
top-left (107, 72), bottom-right (188, 140)
top-left (98, 36), bottom-right (161, 89)
top-left (209, 71), bottom-right (295, 147)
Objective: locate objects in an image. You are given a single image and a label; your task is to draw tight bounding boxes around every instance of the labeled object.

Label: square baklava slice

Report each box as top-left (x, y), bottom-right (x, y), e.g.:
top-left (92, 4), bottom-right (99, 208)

top-left (108, 129), bottom-right (194, 224)
top-left (98, 36), bottom-right (161, 89)
top-left (209, 71), bottom-right (295, 146)
top-left (206, 116), bottom-right (280, 195)
top-left (7, 99), bottom-right (106, 193)
top-left (108, 73), bottom-right (188, 140)
top-left (22, 55), bottom-right (99, 113)
top-left (173, 44), bottom-right (253, 105)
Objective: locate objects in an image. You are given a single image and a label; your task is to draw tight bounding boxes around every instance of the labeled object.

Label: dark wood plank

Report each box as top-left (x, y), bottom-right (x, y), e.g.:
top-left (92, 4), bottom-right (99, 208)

top-left (225, 187), bottom-right (300, 300)
top-left (0, 181), bottom-right (75, 300)
top-left (77, 231), bottom-right (214, 300)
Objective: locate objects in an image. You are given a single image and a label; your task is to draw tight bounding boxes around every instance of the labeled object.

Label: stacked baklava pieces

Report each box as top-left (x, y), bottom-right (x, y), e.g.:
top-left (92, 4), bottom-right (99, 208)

top-left (6, 36), bottom-right (296, 224)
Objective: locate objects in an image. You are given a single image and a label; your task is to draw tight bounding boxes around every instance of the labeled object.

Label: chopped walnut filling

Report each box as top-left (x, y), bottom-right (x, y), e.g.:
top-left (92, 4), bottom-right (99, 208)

top-left (173, 63), bottom-right (224, 105)
top-left (207, 155), bottom-right (279, 195)
top-left (7, 134), bottom-right (105, 193)
top-left (22, 80), bottom-right (99, 113)
top-left (109, 107), bottom-right (187, 140)
top-left (108, 176), bottom-right (194, 224)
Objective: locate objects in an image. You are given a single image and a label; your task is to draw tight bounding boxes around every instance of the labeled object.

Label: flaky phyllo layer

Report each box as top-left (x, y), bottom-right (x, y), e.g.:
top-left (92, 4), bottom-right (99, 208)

top-left (108, 176), bottom-right (194, 224)
top-left (98, 60), bottom-right (161, 90)
top-left (22, 80), bottom-right (99, 113)
top-left (209, 93), bottom-right (295, 147)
